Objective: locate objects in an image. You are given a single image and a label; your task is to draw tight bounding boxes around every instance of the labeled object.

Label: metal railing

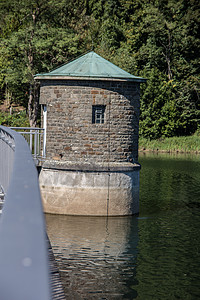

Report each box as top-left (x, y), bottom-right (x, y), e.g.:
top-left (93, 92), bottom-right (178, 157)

top-left (0, 126), bottom-right (51, 300)
top-left (0, 129), bottom-right (15, 211)
top-left (10, 127), bottom-right (46, 162)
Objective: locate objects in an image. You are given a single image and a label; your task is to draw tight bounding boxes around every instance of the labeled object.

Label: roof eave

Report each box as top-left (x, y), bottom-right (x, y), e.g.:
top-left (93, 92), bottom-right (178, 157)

top-left (34, 75), bottom-right (147, 83)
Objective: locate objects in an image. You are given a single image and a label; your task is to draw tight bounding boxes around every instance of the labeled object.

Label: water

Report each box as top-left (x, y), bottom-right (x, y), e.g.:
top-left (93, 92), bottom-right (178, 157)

top-left (46, 153), bottom-right (200, 299)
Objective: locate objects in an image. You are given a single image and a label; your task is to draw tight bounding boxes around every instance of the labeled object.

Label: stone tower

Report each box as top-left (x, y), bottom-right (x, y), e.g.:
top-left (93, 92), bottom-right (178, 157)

top-left (35, 51), bottom-right (146, 216)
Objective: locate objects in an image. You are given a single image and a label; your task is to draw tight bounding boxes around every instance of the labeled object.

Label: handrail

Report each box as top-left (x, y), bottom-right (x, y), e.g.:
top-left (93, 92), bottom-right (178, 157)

top-left (0, 126), bottom-right (51, 300)
top-left (0, 128), bottom-right (15, 202)
top-left (10, 127), bottom-right (46, 162)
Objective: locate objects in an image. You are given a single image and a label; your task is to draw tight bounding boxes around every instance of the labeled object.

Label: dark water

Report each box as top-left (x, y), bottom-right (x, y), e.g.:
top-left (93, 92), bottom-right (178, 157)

top-left (46, 153), bottom-right (200, 299)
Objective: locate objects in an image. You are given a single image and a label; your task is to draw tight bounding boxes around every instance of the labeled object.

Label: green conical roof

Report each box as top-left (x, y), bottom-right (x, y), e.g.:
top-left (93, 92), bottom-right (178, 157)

top-left (35, 51), bottom-right (146, 82)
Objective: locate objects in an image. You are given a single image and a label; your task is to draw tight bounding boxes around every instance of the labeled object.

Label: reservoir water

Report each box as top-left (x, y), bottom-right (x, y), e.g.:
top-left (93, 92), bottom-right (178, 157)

top-left (46, 153), bottom-right (200, 299)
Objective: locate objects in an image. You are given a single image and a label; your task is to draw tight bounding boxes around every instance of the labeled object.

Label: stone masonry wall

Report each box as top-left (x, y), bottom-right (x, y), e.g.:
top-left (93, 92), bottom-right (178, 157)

top-left (39, 79), bottom-right (140, 163)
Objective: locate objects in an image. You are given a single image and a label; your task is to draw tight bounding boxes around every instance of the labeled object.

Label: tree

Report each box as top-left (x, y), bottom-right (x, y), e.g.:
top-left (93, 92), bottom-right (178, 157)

top-left (0, 0), bottom-right (89, 126)
top-left (123, 0), bottom-right (200, 138)
top-left (0, 0), bottom-right (199, 134)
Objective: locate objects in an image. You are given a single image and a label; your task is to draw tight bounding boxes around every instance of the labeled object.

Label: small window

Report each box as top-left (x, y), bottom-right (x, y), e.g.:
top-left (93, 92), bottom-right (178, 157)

top-left (92, 105), bottom-right (105, 124)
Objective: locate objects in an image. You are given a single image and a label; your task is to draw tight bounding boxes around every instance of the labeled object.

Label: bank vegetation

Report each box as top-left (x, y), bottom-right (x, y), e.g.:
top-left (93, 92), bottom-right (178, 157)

top-left (139, 131), bottom-right (200, 153)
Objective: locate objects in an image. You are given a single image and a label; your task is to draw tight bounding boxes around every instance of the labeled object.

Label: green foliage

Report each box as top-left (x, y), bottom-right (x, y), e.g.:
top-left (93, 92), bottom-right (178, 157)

top-left (133, 0), bottom-right (200, 139)
top-left (0, 0), bottom-right (87, 126)
top-left (139, 67), bottom-right (199, 139)
top-left (0, 0), bottom-right (199, 134)
top-left (0, 111), bottom-right (29, 127)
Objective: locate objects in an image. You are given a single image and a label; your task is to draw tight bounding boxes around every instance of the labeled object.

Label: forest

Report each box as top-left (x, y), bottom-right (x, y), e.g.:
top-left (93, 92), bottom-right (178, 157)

top-left (0, 0), bottom-right (199, 139)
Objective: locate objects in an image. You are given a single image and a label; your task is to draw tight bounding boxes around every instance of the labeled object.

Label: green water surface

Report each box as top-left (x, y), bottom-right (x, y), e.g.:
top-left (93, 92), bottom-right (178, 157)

top-left (46, 153), bottom-right (200, 299)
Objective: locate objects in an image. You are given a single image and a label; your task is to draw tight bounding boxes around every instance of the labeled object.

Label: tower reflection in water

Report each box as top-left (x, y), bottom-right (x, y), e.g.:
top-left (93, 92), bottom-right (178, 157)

top-left (45, 214), bottom-right (138, 299)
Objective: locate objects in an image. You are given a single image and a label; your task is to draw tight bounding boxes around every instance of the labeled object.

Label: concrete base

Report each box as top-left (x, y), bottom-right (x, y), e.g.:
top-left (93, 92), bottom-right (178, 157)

top-left (39, 161), bottom-right (140, 216)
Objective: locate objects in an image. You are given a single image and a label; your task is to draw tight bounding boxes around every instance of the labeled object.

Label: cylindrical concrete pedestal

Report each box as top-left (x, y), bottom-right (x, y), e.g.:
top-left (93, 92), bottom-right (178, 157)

top-left (39, 161), bottom-right (140, 216)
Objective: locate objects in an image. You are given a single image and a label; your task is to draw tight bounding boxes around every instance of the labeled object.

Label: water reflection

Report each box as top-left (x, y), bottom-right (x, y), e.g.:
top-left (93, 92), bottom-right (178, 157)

top-left (46, 215), bottom-right (138, 299)
top-left (139, 152), bottom-right (200, 215)
top-left (46, 153), bottom-right (200, 299)
top-left (135, 208), bottom-right (200, 299)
